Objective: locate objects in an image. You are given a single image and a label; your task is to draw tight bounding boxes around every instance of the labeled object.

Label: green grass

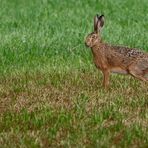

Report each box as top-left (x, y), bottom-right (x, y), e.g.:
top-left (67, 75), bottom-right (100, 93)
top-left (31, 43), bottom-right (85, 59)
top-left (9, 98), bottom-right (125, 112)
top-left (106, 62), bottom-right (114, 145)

top-left (0, 0), bottom-right (148, 147)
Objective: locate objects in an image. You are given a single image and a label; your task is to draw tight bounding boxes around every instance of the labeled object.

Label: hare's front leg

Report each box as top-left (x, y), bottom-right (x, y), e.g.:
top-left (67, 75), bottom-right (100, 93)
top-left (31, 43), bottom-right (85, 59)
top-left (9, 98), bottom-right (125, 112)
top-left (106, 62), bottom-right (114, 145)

top-left (102, 69), bottom-right (110, 89)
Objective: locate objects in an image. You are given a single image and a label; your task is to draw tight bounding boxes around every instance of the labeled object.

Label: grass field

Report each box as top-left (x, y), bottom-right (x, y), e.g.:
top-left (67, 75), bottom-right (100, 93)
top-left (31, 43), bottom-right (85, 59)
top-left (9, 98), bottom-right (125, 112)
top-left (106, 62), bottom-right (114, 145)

top-left (0, 0), bottom-right (148, 147)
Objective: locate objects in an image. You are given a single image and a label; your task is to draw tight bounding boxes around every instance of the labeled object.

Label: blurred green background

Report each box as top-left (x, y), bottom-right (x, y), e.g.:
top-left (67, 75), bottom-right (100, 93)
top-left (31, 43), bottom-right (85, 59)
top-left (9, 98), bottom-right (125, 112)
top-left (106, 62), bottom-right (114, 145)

top-left (0, 0), bottom-right (148, 75)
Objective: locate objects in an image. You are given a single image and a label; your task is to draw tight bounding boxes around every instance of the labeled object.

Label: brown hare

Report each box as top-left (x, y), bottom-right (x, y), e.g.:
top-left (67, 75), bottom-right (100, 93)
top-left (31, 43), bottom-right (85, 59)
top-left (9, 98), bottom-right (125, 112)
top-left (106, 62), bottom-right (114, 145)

top-left (85, 14), bottom-right (148, 89)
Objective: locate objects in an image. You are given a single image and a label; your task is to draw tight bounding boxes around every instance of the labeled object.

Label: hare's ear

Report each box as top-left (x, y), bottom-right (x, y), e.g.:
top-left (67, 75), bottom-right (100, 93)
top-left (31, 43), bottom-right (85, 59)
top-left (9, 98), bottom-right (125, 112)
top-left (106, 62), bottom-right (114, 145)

top-left (97, 14), bottom-right (104, 30)
top-left (94, 15), bottom-right (99, 33)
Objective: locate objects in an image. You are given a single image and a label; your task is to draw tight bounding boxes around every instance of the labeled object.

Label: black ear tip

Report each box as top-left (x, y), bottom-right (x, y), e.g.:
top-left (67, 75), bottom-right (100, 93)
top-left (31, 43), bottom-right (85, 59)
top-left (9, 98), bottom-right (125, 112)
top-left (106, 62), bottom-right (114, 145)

top-left (96, 14), bottom-right (104, 19)
top-left (100, 14), bottom-right (104, 17)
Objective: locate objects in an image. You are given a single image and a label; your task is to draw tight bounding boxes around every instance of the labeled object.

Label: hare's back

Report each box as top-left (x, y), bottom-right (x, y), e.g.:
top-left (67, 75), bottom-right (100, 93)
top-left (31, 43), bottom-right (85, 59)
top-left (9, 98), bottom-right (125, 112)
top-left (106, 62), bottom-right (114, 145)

top-left (112, 46), bottom-right (146, 58)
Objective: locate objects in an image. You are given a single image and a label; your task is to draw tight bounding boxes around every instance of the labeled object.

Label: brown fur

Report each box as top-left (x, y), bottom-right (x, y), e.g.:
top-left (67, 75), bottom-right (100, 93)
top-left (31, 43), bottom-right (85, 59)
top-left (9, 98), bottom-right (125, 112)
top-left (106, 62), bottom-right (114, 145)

top-left (85, 14), bottom-right (148, 89)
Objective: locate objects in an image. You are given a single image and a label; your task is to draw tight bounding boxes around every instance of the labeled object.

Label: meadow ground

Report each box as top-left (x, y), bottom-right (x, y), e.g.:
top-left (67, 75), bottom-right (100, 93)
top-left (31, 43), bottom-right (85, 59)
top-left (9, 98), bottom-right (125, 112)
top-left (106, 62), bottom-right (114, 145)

top-left (0, 0), bottom-right (148, 147)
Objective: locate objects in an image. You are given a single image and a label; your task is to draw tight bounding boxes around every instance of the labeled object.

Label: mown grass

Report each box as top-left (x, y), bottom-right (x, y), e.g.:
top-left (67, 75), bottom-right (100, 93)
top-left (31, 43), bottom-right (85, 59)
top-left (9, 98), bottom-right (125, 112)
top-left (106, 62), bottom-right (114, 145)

top-left (0, 0), bottom-right (148, 147)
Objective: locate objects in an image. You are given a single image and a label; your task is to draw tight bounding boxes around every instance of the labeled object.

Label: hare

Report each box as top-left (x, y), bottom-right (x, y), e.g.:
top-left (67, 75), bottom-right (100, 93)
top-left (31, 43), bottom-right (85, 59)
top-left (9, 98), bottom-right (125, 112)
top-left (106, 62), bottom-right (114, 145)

top-left (85, 14), bottom-right (148, 89)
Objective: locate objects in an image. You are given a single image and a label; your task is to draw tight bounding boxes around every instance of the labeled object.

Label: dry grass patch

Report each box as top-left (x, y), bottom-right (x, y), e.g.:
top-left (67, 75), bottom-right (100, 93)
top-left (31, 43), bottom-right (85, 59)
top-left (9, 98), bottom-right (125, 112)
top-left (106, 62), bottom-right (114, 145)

top-left (0, 70), bottom-right (148, 147)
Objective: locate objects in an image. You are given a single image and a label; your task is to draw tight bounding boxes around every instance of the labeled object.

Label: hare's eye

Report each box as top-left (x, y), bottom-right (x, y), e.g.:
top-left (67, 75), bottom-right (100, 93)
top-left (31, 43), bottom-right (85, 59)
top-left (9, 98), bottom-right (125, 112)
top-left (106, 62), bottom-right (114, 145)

top-left (92, 35), bottom-right (96, 39)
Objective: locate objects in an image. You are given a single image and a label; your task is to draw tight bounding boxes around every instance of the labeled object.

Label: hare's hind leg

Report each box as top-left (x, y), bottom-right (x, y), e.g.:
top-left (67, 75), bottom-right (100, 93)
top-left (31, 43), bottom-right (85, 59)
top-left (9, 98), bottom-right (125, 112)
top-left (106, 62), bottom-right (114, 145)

top-left (143, 68), bottom-right (148, 78)
top-left (128, 65), bottom-right (148, 82)
top-left (102, 69), bottom-right (110, 89)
